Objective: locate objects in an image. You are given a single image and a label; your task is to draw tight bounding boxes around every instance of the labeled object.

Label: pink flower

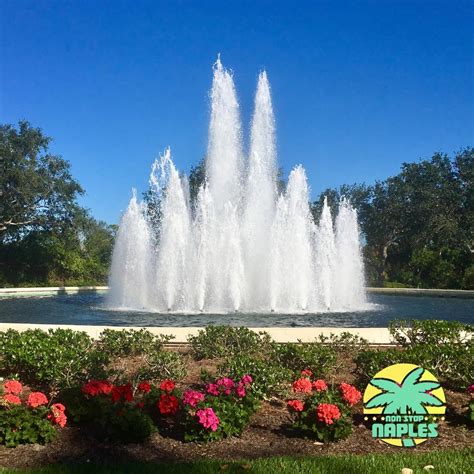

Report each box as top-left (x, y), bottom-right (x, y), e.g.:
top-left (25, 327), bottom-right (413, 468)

top-left (4, 380), bottom-right (23, 395)
top-left (216, 377), bottom-right (235, 395)
top-left (236, 383), bottom-right (246, 398)
top-left (312, 379), bottom-right (328, 392)
top-left (27, 392), bottom-right (48, 408)
top-left (183, 390), bottom-right (205, 407)
top-left (196, 407), bottom-right (220, 431)
top-left (3, 394), bottom-right (21, 405)
top-left (287, 399), bottom-right (304, 412)
top-left (206, 383), bottom-right (219, 396)
top-left (293, 378), bottom-right (312, 394)
top-left (241, 375), bottom-right (253, 385)
top-left (467, 384), bottom-right (474, 394)
top-left (339, 383), bottom-right (362, 406)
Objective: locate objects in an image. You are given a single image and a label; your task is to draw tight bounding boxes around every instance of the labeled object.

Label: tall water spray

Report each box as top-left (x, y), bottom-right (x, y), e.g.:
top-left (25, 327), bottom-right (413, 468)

top-left (107, 59), bottom-right (368, 314)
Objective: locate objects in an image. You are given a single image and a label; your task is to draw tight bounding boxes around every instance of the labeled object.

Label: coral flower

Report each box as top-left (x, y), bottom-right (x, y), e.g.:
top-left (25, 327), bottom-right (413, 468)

top-left (293, 378), bottom-right (312, 394)
top-left (27, 392), bottom-right (48, 408)
top-left (339, 383), bottom-right (362, 406)
top-left (301, 369), bottom-right (313, 378)
top-left (4, 380), bottom-right (23, 395)
top-left (312, 379), bottom-right (328, 392)
top-left (287, 399), bottom-right (304, 412)
top-left (3, 394), bottom-right (21, 405)
top-left (316, 403), bottom-right (341, 425)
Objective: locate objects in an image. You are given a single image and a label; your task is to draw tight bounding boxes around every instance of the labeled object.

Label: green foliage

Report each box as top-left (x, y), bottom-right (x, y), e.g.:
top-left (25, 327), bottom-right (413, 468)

top-left (0, 406), bottom-right (57, 447)
top-left (356, 320), bottom-right (473, 387)
top-left (136, 350), bottom-right (188, 383)
top-left (98, 329), bottom-right (173, 358)
top-left (217, 355), bottom-right (291, 400)
top-left (0, 329), bottom-right (110, 390)
top-left (188, 326), bottom-right (273, 360)
top-left (271, 340), bottom-right (336, 377)
top-left (355, 349), bottom-right (403, 384)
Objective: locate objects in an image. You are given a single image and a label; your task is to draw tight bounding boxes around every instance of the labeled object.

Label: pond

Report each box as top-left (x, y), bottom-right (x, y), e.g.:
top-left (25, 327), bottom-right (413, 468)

top-left (0, 292), bottom-right (472, 327)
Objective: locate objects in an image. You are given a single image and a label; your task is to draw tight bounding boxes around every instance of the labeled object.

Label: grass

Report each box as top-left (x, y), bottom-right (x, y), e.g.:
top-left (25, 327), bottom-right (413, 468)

top-left (1, 449), bottom-right (473, 474)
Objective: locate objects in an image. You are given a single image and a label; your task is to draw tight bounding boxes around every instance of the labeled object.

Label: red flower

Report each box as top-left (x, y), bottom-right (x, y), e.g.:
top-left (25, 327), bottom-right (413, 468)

top-left (82, 380), bottom-right (114, 397)
top-left (301, 369), bottom-right (313, 378)
top-left (339, 383), bottom-right (361, 406)
top-left (316, 403), bottom-right (341, 425)
top-left (159, 380), bottom-right (175, 393)
top-left (312, 379), bottom-right (328, 392)
top-left (4, 380), bottom-right (23, 395)
top-left (136, 401), bottom-right (145, 409)
top-left (158, 393), bottom-right (179, 415)
top-left (287, 399), bottom-right (304, 412)
top-left (138, 381), bottom-right (151, 393)
top-left (51, 403), bottom-right (66, 412)
top-left (293, 378), bottom-right (312, 394)
top-left (27, 392), bottom-right (48, 408)
top-left (3, 394), bottom-right (21, 405)
top-left (111, 384), bottom-right (134, 403)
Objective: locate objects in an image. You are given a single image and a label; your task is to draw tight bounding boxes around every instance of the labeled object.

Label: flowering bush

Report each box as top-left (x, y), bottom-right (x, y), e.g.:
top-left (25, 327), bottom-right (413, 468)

top-left (0, 380), bottom-right (66, 447)
top-left (182, 375), bottom-right (260, 442)
top-left (287, 372), bottom-right (361, 442)
top-left (62, 377), bottom-right (184, 443)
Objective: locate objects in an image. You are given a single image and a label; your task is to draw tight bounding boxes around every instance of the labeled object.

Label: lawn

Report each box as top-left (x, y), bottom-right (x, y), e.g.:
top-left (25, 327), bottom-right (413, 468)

top-left (2, 449), bottom-right (473, 473)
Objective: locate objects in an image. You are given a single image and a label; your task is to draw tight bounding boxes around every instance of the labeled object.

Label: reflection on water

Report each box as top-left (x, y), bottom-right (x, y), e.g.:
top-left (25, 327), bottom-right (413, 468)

top-left (0, 293), bottom-right (472, 327)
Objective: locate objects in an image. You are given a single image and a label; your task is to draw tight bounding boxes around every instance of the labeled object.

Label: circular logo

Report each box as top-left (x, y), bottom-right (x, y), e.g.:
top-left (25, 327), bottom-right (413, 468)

top-left (363, 363), bottom-right (446, 447)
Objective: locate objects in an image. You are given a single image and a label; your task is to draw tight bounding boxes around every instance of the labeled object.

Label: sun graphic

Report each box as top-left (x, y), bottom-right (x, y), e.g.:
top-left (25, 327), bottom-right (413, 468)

top-left (363, 363), bottom-right (446, 447)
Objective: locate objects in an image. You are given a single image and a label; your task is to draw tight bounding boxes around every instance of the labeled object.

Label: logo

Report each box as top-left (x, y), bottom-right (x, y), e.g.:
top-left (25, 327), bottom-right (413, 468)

top-left (363, 363), bottom-right (446, 447)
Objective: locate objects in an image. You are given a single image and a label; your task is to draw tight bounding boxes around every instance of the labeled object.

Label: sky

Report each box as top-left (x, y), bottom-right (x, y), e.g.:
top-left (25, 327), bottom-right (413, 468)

top-left (1, 0), bottom-right (473, 224)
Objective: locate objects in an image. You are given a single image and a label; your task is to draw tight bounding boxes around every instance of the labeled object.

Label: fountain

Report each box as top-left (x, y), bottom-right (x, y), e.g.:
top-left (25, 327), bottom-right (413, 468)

top-left (107, 58), bottom-right (368, 313)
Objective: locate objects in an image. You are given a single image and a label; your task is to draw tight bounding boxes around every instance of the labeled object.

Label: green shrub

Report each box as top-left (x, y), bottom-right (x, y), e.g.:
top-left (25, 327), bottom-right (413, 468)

top-left (355, 348), bottom-right (403, 384)
top-left (389, 320), bottom-right (473, 387)
top-left (188, 326), bottom-right (273, 360)
top-left (389, 319), bottom-right (472, 346)
top-left (271, 340), bottom-right (337, 377)
top-left (98, 329), bottom-right (174, 358)
top-left (0, 329), bottom-right (109, 391)
top-left (217, 355), bottom-right (291, 400)
top-left (137, 349), bottom-right (188, 383)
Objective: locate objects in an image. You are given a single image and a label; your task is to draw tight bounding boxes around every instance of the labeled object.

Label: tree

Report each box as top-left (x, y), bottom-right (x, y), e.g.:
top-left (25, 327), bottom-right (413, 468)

top-left (0, 121), bottom-right (83, 241)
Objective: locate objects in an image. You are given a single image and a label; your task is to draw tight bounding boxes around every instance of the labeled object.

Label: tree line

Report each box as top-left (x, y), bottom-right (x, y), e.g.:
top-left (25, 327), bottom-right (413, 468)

top-left (1, 121), bottom-right (472, 289)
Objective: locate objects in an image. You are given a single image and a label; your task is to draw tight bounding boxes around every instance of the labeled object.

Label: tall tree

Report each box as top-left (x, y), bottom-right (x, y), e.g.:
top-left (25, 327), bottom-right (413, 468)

top-left (0, 121), bottom-right (83, 241)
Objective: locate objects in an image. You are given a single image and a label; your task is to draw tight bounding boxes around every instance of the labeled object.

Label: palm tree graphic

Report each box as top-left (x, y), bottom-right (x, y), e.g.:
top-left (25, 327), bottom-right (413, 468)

top-left (366, 366), bottom-right (443, 415)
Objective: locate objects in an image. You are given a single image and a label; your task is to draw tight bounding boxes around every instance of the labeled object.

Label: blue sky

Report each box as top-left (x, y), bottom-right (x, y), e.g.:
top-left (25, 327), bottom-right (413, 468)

top-left (1, 0), bottom-right (472, 224)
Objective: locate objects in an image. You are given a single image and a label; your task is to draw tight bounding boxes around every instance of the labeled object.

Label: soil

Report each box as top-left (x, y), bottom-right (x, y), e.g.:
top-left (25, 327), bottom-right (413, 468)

top-left (1, 350), bottom-right (472, 469)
